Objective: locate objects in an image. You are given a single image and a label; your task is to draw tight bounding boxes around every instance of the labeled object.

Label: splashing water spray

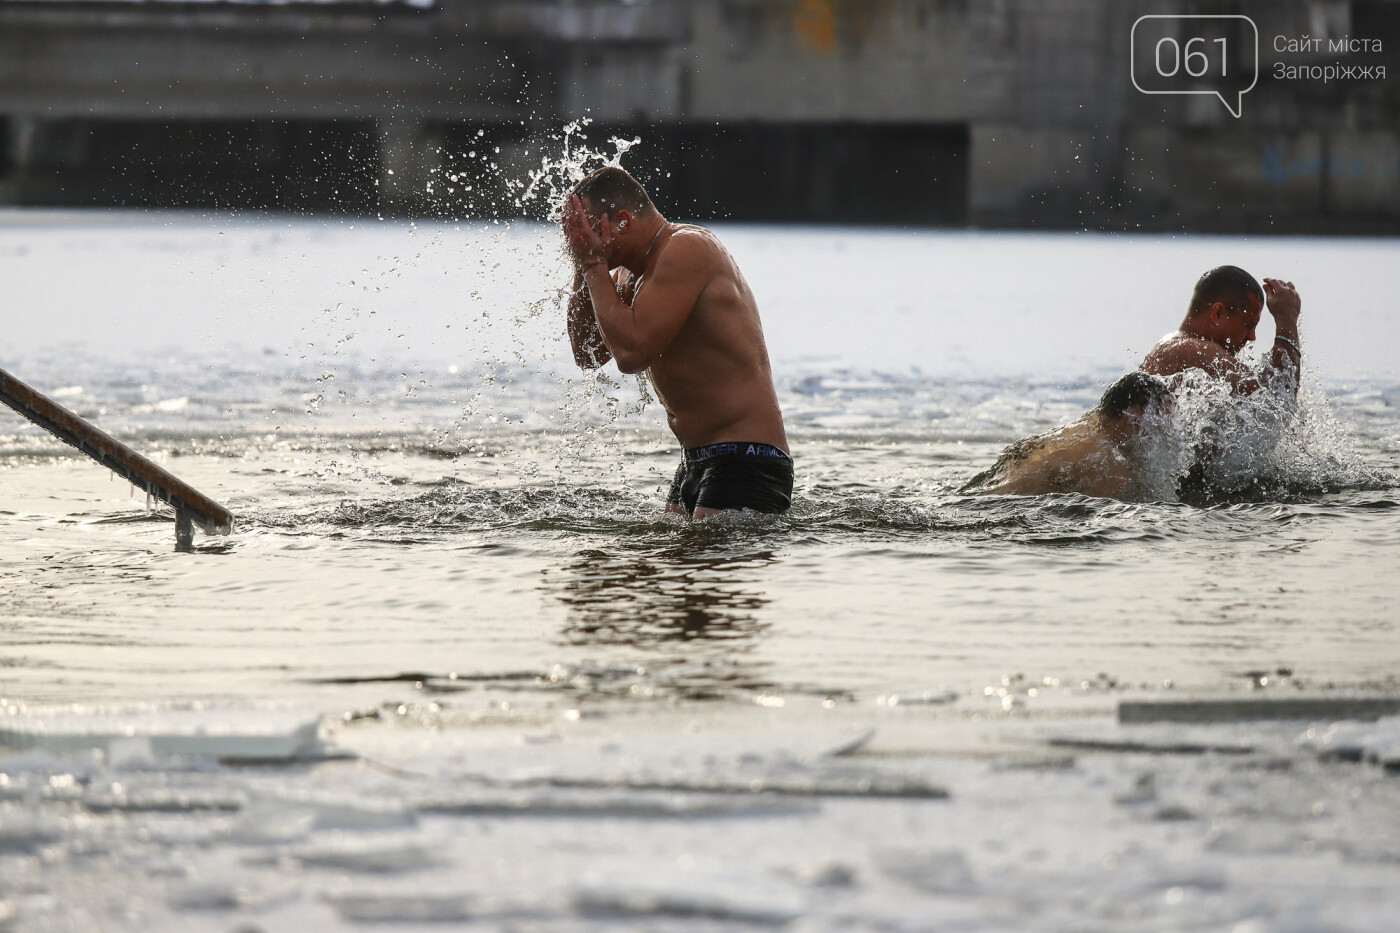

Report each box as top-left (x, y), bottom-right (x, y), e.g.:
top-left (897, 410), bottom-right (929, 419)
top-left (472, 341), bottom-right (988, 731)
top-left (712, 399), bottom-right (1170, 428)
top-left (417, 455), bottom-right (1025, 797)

top-left (286, 118), bottom-right (664, 528)
top-left (444, 120), bottom-right (657, 494)
top-left (1134, 361), bottom-right (1385, 503)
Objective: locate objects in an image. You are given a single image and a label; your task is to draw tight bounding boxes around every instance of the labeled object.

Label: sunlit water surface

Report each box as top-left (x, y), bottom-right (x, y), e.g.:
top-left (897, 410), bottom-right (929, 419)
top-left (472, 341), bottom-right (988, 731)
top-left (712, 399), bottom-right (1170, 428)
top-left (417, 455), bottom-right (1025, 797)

top-left (4, 213), bottom-right (1397, 710)
top-left (2, 213), bottom-right (1400, 932)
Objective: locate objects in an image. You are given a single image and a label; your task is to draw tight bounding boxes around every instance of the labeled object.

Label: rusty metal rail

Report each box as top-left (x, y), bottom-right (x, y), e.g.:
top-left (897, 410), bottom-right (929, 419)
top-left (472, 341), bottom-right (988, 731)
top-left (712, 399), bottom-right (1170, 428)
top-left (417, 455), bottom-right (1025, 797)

top-left (0, 367), bottom-right (233, 548)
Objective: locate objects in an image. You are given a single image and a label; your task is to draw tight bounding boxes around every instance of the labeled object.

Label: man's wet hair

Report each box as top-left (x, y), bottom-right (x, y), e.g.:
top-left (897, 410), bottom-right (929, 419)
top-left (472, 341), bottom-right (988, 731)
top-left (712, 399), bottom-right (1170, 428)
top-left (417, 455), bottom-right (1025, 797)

top-left (1099, 372), bottom-right (1171, 419)
top-left (1189, 265), bottom-right (1264, 316)
top-left (572, 166), bottom-right (655, 216)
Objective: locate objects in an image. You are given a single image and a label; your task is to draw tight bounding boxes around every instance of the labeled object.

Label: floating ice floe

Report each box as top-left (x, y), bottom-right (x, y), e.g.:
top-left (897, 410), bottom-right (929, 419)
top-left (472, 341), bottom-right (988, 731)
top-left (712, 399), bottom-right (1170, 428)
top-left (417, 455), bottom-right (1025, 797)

top-left (253, 789), bottom-right (418, 830)
top-left (571, 873), bottom-right (804, 926)
top-left (1301, 716), bottom-right (1400, 769)
top-left (248, 834), bottom-right (442, 873)
top-left (323, 891), bottom-right (477, 924)
top-left (1119, 695), bottom-right (1400, 725)
top-left (0, 703), bottom-right (323, 762)
top-left (541, 770), bottom-right (951, 799)
top-left (415, 786), bottom-right (818, 818)
top-left (0, 810), bottom-right (65, 853)
top-left (875, 847), bottom-right (977, 895)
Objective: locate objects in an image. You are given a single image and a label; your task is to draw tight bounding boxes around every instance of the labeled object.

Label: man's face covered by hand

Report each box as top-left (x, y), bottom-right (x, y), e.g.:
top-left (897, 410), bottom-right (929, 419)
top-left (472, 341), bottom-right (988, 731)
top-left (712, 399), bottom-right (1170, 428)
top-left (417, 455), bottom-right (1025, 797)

top-left (562, 194), bottom-right (615, 269)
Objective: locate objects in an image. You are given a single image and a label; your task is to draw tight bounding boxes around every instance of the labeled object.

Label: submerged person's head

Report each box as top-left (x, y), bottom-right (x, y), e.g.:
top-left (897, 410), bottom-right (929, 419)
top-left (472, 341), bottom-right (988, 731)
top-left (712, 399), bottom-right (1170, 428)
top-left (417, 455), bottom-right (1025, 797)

top-left (1099, 372), bottom-right (1172, 438)
top-left (1186, 265), bottom-right (1265, 352)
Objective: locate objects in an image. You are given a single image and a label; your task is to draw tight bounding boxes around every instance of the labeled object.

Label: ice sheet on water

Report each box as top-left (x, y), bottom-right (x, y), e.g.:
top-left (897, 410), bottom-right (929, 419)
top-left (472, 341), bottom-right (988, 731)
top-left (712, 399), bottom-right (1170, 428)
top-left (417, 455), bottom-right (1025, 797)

top-left (1047, 729), bottom-right (1257, 756)
top-left (1300, 715), bottom-right (1400, 768)
top-left (221, 792), bottom-right (417, 850)
top-left (247, 833), bottom-right (442, 873)
top-left (0, 808), bottom-right (65, 852)
top-left (350, 722), bottom-right (947, 802)
top-left (165, 879), bottom-right (295, 913)
top-left (874, 848), bottom-right (977, 895)
top-left (0, 747), bottom-right (101, 781)
top-left (0, 703), bottom-right (323, 762)
top-left (416, 786), bottom-right (817, 818)
top-left (81, 786), bottom-right (243, 813)
top-left (253, 789), bottom-right (417, 830)
top-left (786, 860), bottom-right (859, 889)
top-left (541, 770), bottom-right (950, 800)
top-left (227, 801), bottom-right (317, 844)
top-left (1119, 694), bottom-right (1400, 725)
top-left (571, 872), bottom-right (804, 926)
top-left (323, 891), bottom-right (478, 923)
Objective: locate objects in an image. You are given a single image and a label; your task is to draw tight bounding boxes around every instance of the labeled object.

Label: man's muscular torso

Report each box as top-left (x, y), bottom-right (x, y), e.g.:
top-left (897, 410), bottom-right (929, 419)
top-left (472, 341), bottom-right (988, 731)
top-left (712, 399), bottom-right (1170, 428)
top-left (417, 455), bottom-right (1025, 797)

top-left (618, 225), bottom-right (787, 451)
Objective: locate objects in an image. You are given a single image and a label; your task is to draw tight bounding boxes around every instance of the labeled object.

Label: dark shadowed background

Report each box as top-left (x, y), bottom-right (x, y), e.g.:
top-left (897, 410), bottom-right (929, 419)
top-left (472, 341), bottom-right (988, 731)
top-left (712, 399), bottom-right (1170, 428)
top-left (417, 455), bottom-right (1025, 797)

top-left (1, 0), bottom-right (1398, 231)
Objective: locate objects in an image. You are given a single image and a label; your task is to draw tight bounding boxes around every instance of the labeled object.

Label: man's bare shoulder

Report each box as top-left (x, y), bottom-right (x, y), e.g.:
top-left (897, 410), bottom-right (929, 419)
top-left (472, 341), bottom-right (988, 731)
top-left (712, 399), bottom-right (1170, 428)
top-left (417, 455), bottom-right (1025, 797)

top-left (1141, 332), bottom-right (1234, 377)
top-left (664, 224), bottom-right (730, 266)
top-left (648, 224), bottom-right (721, 277)
top-left (645, 225), bottom-right (742, 308)
top-left (669, 222), bottom-right (718, 241)
top-left (629, 225), bottom-right (726, 323)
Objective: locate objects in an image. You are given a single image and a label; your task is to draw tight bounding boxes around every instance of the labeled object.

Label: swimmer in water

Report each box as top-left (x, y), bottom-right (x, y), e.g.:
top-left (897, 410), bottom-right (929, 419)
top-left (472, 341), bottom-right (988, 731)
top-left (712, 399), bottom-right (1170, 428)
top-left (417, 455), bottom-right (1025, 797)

top-left (962, 373), bottom-right (1172, 500)
top-left (561, 166), bottom-right (792, 519)
top-left (1140, 266), bottom-right (1304, 500)
top-left (1141, 265), bottom-right (1303, 395)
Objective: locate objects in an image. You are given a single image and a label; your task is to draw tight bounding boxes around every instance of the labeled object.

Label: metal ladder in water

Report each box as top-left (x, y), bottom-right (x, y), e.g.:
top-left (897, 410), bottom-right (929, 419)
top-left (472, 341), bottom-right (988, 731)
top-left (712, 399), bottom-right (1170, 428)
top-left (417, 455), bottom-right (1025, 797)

top-left (0, 367), bottom-right (233, 550)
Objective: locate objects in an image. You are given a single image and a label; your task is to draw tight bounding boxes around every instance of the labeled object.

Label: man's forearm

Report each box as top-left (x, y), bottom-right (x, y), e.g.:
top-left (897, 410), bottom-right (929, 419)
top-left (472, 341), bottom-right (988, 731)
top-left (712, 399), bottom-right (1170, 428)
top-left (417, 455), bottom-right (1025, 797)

top-left (567, 265), bottom-right (610, 369)
top-left (1267, 318), bottom-right (1302, 394)
top-left (581, 262), bottom-right (648, 372)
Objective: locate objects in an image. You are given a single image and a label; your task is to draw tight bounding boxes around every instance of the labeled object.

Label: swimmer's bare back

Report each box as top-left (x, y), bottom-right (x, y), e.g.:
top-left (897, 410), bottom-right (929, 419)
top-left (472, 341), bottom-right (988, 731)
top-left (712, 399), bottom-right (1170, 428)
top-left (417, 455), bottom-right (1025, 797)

top-left (968, 421), bottom-right (1134, 500)
top-left (1142, 335), bottom-right (1255, 388)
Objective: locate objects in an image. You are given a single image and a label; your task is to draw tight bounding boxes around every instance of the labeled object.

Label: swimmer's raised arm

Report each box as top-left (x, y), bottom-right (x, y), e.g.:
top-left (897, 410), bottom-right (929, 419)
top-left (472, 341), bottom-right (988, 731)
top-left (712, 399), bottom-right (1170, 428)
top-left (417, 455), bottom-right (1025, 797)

top-left (562, 195), bottom-right (624, 370)
top-left (565, 264), bottom-right (613, 370)
top-left (1262, 278), bottom-right (1302, 394)
top-left (565, 194), bottom-right (710, 375)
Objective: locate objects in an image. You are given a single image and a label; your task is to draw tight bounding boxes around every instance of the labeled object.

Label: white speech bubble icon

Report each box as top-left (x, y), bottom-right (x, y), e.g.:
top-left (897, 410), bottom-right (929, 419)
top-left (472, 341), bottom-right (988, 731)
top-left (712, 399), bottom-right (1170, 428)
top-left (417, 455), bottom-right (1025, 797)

top-left (1131, 15), bottom-right (1259, 118)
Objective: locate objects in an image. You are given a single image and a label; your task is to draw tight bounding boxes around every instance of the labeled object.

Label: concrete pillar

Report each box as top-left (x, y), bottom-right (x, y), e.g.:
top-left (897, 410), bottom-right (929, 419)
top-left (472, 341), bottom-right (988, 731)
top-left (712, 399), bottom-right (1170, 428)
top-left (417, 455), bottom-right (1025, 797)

top-left (8, 115), bottom-right (36, 173)
top-left (376, 118), bottom-right (442, 216)
top-left (0, 116), bottom-right (35, 204)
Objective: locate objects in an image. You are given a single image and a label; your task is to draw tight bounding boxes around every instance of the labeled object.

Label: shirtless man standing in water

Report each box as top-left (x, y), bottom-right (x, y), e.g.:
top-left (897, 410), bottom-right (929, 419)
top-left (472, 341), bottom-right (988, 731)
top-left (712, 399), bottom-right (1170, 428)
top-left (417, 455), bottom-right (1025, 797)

top-left (1141, 265), bottom-right (1303, 394)
top-left (561, 166), bottom-right (792, 519)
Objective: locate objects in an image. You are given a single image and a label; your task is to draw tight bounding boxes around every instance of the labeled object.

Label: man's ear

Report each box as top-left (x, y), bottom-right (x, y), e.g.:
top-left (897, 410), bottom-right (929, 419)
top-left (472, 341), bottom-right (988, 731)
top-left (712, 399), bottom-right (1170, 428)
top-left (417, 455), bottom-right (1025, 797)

top-left (614, 209), bottom-right (634, 232)
top-left (1209, 301), bottom-right (1228, 325)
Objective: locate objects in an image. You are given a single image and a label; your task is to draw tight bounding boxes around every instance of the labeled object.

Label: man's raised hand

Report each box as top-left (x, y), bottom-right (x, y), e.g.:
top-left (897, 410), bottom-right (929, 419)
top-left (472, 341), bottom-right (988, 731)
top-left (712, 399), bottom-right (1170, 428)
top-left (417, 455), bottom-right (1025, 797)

top-left (1263, 278), bottom-right (1301, 326)
top-left (564, 194), bottom-right (613, 271)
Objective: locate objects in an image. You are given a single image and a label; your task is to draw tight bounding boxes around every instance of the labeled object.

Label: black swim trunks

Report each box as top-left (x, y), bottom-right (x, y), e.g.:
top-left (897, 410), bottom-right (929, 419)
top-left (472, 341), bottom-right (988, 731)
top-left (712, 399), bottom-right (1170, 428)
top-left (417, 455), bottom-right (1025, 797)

top-left (666, 441), bottom-right (794, 516)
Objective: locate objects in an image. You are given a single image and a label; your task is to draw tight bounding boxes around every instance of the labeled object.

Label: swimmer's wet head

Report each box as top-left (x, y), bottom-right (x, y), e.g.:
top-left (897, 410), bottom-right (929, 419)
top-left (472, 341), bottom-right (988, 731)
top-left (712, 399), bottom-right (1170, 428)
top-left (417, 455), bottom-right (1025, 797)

top-left (1185, 265), bottom-right (1266, 354)
top-left (1098, 372), bottom-right (1173, 447)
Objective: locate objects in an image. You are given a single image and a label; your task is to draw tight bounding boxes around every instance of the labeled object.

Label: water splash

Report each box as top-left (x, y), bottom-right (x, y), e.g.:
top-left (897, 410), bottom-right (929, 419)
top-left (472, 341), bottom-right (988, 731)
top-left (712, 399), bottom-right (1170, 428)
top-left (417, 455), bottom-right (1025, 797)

top-left (517, 119), bottom-right (642, 222)
top-left (281, 120), bottom-right (660, 493)
top-left (1141, 366), bottom-right (1387, 502)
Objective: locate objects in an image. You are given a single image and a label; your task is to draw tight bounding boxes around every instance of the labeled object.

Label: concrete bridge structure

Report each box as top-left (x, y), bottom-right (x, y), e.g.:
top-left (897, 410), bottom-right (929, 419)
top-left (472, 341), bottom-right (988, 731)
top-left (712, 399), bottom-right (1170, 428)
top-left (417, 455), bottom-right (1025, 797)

top-left (1, 0), bottom-right (1397, 230)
